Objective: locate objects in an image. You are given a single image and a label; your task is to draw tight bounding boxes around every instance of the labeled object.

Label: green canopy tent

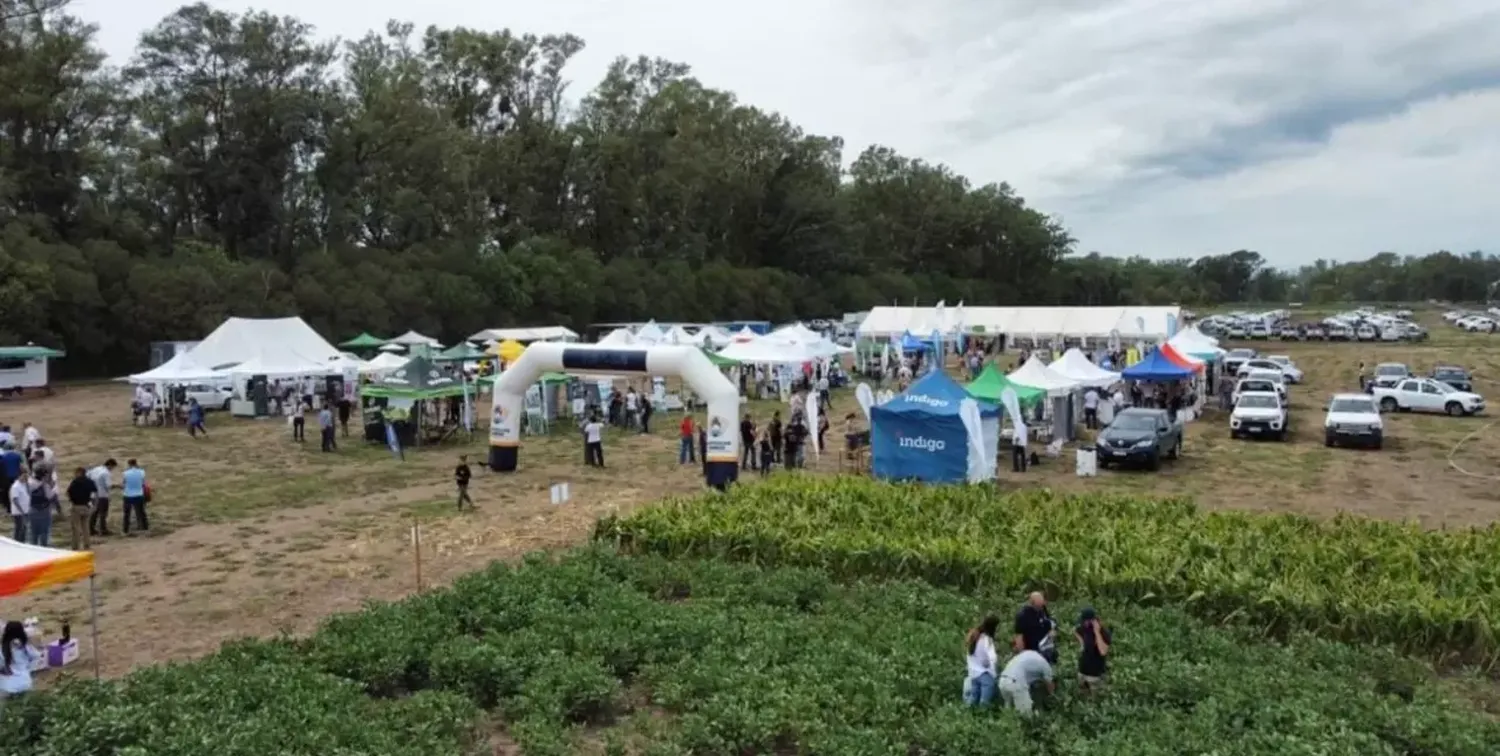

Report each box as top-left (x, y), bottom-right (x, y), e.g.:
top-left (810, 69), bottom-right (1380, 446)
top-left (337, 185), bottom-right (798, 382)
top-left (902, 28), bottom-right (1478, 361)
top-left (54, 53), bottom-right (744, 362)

top-left (966, 362), bottom-right (1045, 407)
top-left (701, 348), bottom-right (739, 368)
top-left (435, 343), bottom-right (486, 363)
top-left (339, 332), bottom-right (386, 349)
top-left (359, 355), bottom-right (472, 446)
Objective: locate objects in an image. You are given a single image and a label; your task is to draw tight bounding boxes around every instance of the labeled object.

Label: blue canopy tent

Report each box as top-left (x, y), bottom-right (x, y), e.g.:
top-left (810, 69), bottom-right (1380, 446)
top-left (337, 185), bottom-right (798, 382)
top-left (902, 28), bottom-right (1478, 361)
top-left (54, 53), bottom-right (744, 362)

top-left (1121, 349), bottom-right (1195, 382)
top-left (871, 371), bottom-right (1001, 483)
top-left (899, 332), bottom-right (930, 351)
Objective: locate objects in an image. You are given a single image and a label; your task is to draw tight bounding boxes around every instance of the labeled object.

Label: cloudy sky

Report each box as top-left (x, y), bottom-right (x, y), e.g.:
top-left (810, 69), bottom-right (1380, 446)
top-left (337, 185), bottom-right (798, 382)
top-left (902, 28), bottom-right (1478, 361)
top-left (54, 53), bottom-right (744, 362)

top-left (76, 0), bottom-right (1500, 267)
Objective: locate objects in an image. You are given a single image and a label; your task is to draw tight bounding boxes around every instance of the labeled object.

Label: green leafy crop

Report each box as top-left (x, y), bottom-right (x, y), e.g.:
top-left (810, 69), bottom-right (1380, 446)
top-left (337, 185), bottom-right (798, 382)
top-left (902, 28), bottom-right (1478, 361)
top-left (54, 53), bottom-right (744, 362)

top-left (597, 477), bottom-right (1500, 668)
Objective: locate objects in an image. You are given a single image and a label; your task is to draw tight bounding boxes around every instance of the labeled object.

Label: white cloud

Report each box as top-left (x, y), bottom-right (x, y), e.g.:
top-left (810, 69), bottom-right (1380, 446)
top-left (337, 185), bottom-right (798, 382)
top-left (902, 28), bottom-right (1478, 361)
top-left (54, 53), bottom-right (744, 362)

top-left (74, 0), bottom-right (1500, 266)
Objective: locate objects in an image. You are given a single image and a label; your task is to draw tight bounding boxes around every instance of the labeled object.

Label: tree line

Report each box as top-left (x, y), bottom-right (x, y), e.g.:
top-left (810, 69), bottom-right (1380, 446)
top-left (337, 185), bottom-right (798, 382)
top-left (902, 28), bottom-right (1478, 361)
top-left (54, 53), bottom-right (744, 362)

top-left (0, 1), bottom-right (1493, 376)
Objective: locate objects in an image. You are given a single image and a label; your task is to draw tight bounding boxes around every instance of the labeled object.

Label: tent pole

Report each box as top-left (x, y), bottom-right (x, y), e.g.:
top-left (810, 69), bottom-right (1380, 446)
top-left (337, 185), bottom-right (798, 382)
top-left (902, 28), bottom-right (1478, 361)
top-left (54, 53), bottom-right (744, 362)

top-left (89, 574), bottom-right (101, 679)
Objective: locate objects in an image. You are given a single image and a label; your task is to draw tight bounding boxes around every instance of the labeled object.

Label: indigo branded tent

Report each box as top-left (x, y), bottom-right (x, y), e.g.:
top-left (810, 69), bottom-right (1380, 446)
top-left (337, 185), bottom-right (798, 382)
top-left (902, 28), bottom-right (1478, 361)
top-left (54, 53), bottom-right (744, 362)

top-left (1121, 349), bottom-right (1195, 382)
top-left (871, 370), bottom-right (1000, 483)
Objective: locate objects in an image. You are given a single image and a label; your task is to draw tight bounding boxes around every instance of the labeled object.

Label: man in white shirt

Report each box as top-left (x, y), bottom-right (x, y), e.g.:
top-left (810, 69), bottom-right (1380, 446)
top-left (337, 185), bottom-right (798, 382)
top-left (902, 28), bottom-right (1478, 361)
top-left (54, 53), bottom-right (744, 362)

top-left (998, 649), bottom-right (1055, 715)
top-left (624, 389), bottom-right (639, 430)
top-left (87, 459), bottom-right (117, 537)
top-left (582, 415), bottom-right (605, 467)
top-left (1012, 423), bottom-right (1029, 472)
top-left (20, 423), bottom-right (39, 455)
top-left (1082, 389), bottom-right (1100, 429)
top-left (9, 473), bottom-right (32, 542)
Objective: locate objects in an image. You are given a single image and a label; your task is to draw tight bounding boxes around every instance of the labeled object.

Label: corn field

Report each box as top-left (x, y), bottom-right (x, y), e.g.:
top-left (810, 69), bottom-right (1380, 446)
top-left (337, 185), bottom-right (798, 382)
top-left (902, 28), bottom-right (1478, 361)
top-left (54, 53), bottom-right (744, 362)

top-left (596, 477), bottom-right (1500, 668)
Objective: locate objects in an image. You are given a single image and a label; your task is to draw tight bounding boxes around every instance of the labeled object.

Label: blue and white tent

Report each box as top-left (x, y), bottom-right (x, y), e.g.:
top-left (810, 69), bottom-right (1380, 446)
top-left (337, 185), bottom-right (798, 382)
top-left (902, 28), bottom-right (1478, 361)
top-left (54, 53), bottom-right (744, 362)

top-left (871, 371), bottom-right (1001, 483)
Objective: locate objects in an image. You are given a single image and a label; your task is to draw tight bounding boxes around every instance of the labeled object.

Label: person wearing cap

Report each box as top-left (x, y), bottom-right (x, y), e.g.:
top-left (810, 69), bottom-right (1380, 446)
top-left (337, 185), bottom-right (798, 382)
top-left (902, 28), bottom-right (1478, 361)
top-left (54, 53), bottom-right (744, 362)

top-left (1075, 607), bottom-right (1112, 693)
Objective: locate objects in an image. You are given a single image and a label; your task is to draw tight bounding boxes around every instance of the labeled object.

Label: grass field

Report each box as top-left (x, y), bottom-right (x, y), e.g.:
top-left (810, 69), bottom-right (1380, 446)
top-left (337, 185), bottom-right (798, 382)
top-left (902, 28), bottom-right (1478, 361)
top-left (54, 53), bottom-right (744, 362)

top-left (3, 310), bottom-right (1500, 679)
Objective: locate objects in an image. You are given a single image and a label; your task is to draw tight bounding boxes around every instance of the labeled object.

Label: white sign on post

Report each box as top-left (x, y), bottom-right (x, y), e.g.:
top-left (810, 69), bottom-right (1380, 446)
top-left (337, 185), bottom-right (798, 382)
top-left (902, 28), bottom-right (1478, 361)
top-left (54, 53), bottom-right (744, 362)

top-left (549, 482), bottom-right (571, 505)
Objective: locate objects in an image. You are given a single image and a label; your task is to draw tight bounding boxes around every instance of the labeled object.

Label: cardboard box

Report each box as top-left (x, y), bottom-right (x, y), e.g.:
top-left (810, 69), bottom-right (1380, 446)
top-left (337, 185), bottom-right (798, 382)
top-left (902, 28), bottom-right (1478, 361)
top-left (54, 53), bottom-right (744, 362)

top-left (46, 639), bottom-right (78, 668)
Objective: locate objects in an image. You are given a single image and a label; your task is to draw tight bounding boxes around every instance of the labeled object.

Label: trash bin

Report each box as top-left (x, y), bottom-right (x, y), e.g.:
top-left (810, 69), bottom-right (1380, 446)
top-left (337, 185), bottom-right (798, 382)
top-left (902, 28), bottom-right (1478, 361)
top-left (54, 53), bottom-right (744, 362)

top-left (1075, 447), bottom-right (1098, 477)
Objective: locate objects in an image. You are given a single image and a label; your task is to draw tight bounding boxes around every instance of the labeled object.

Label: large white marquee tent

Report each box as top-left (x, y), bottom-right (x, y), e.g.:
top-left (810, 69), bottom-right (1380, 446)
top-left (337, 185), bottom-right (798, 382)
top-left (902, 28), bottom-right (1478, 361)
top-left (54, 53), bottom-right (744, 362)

top-left (857, 306), bottom-right (1182, 340)
top-left (128, 317), bottom-right (343, 383)
top-left (468, 326), bottom-right (578, 343)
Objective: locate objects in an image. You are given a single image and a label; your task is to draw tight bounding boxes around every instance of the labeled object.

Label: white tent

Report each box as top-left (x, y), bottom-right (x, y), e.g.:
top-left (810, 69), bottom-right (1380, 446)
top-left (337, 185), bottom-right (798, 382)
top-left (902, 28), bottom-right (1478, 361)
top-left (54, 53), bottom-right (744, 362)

top-left (1168, 326), bottom-right (1224, 356)
top-left (378, 343), bottom-right (405, 353)
top-left (665, 325), bottom-right (695, 345)
top-left (717, 335), bottom-right (827, 364)
top-left (467, 326), bottom-right (577, 343)
top-left (693, 326), bottom-right (732, 347)
top-left (361, 352), bottom-right (408, 374)
top-left (189, 317), bottom-right (342, 370)
top-left (772, 323), bottom-right (824, 343)
top-left (730, 326), bottom-right (759, 343)
top-left (596, 328), bottom-right (636, 347)
top-left (126, 350), bottom-right (224, 384)
top-left (634, 321), bottom-right (666, 345)
top-left (228, 350), bottom-right (337, 378)
top-left (388, 330), bottom-right (442, 348)
top-left (1008, 355), bottom-right (1081, 396)
top-left (857, 306), bottom-right (1182, 340)
top-left (1048, 348), bottom-right (1121, 388)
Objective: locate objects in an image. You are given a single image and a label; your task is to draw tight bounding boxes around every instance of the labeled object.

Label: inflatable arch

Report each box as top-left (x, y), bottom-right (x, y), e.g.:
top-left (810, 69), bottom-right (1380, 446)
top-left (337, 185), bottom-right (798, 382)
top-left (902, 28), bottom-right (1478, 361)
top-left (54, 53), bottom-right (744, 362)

top-left (489, 343), bottom-right (741, 487)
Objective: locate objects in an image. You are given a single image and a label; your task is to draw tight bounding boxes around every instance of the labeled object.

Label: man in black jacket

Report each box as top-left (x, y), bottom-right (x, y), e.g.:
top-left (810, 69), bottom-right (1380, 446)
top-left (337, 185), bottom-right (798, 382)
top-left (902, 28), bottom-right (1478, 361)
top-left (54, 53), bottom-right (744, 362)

top-left (65, 467), bottom-right (95, 551)
top-left (1013, 591), bottom-right (1058, 664)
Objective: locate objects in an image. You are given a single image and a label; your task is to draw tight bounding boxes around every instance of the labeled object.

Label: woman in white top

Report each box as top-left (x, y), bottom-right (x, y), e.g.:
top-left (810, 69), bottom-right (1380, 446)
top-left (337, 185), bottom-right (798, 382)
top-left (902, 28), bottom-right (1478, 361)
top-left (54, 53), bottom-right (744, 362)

top-left (963, 615), bottom-right (1000, 706)
top-left (0, 621), bottom-right (36, 699)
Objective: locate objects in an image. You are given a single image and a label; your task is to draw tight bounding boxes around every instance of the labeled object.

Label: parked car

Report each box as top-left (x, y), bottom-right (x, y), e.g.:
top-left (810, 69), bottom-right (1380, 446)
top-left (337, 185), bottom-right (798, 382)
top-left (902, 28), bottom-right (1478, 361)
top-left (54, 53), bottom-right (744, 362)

top-left (1369, 362), bottom-right (1410, 390)
top-left (1232, 377), bottom-right (1281, 404)
top-left (1245, 369), bottom-right (1288, 401)
top-left (1249, 324), bottom-right (1271, 340)
top-left (1328, 324), bottom-right (1353, 341)
top-left (1303, 324), bottom-right (1326, 340)
top-left (1324, 393), bottom-right (1383, 449)
top-left (1096, 408), bottom-right (1182, 471)
top-left (1263, 355), bottom-right (1304, 384)
top-left (185, 383), bottom-right (233, 411)
top-left (1379, 325), bottom-right (1403, 342)
top-left (1355, 324), bottom-right (1378, 341)
top-left (1431, 365), bottom-right (1473, 393)
top-left (1223, 348), bottom-right (1257, 376)
top-left (1240, 358), bottom-right (1302, 384)
top-left (1277, 325), bottom-right (1300, 340)
top-left (1227, 324), bottom-right (1249, 339)
top-left (1370, 378), bottom-right (1486, 416)
top-left (1230, 391), bottom-right (1289, 441)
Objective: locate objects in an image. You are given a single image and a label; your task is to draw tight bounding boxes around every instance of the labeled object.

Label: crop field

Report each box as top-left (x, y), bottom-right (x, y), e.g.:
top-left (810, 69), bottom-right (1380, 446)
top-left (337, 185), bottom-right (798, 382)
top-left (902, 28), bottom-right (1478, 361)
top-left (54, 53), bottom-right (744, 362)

top-left (6, 548), bottom-right (1497, 755)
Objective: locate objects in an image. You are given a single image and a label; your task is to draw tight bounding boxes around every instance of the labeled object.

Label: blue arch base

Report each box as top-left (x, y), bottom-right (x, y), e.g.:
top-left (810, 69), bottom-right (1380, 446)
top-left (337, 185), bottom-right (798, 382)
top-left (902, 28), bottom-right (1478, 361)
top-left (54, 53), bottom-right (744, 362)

top-left (705, 460), bottom-right (738, 490)
top-left (489, 445), bottom-right (518, 472)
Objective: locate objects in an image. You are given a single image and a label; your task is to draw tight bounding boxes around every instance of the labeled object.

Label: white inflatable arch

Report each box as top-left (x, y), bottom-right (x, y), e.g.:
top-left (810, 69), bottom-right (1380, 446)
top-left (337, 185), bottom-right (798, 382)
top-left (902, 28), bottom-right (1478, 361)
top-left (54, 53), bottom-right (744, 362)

top-left (489, 343), bottom-right (742, 487)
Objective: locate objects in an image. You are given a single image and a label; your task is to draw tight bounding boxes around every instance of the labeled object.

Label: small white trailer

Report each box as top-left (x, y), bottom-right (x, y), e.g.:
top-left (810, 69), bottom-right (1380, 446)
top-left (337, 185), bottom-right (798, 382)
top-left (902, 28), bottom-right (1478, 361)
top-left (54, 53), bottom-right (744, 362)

top-left (0, 345), bottom-right (65, 397)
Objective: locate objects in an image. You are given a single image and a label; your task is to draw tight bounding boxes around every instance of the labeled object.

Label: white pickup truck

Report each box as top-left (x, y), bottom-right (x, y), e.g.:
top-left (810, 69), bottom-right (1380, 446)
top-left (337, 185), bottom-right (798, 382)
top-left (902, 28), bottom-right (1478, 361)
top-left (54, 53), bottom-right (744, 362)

top-left (1370, 377), bottom-right (1486, 416)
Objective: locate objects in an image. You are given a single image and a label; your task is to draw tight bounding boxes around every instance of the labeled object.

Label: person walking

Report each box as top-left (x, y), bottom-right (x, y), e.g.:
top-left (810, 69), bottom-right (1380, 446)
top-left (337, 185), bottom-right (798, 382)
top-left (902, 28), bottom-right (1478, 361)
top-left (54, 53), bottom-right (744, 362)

top-left (289, 399), bottom-right (305, 442)
top-left (1011, 424), bottom-right (1029, 473)
top-left (739, 414), bottom-right (756, 470)
top-left (454, 454), bottom-right (474, 510)
top-left (0, 441), bottom-right (21, 508)
top-left (186, 398), bottom-right (208, 437)
top-left (997, 649), bottom-right (1055, 716)
top-left (962, 615), bottom-right (1000, 707)
top-left (87, 459), bottom-right (116, 537)
top-left (583, 413), bottom-right (605, 467)
top-left (120, 459), bottom-right (148, 534)
top-left (319, 405), bottom-right (336, 452)
top-left (7, 472), bottom-right (29, 542)
top-left (678, 415), bottom-right (696, 464)
top-left (65, 467), bottom-right (95, 551)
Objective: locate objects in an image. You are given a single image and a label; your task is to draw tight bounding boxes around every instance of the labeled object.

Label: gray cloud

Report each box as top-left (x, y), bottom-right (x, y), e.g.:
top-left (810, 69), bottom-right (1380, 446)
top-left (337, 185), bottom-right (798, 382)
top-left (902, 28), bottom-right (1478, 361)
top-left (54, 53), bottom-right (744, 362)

top-left (79, 0), bottom-right (1500, 265)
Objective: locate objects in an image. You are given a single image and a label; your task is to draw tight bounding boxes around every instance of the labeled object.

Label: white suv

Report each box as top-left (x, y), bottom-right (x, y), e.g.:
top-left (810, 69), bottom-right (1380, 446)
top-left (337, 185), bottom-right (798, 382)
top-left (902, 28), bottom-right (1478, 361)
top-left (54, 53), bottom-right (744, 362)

top-left (1324, 393), bottom-right (1382, 449)
top-left (1231, 391), bottom-right (1288, 441)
